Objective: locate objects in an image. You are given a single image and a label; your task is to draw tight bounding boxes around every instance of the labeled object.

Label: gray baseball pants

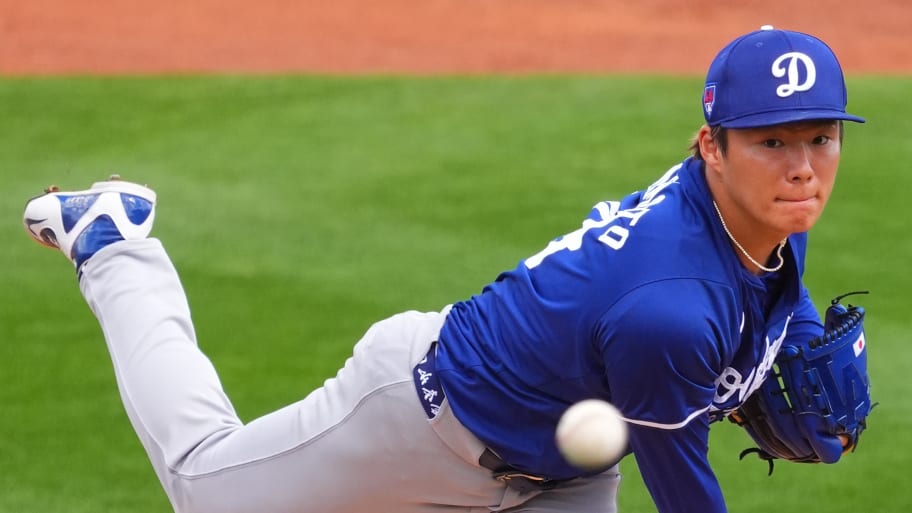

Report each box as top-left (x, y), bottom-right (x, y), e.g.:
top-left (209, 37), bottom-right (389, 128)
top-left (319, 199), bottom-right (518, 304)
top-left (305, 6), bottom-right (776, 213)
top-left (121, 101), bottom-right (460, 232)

top-left (78, 239), bottom-right (620, 512)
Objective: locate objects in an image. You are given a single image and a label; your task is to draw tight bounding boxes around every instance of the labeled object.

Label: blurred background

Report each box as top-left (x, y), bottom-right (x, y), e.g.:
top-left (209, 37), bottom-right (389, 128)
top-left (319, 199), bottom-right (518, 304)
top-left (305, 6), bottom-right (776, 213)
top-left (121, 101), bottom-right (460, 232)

top-left (1, 0), bottom-right (910, 75)
top-left (1, 1), bottom-right (909, 512)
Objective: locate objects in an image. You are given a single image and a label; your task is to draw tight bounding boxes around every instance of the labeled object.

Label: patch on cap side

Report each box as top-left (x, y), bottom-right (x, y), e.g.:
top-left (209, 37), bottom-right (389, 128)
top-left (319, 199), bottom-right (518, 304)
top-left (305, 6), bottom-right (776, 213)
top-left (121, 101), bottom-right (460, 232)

top-left (703, 84), bottom-right (717, 116)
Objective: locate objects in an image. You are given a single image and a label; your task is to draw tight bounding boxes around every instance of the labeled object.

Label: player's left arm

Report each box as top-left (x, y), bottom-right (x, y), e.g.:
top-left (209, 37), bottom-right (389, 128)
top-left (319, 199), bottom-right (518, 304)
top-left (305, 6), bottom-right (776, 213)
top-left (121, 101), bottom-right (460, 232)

top-left (730, 233), bottom-right (874, 468)
top-left (779, 284), bottom-right (824, 348)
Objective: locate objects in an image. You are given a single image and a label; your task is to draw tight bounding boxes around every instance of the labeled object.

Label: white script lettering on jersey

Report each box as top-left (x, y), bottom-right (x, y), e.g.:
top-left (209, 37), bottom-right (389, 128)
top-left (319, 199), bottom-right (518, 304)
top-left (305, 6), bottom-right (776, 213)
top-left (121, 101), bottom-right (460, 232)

top-left (712, 315), bottom-right (792, 408)
top-left (525, 164), bottom-right (681, 268)
top-left (771, 52), bottom-right (816, 98)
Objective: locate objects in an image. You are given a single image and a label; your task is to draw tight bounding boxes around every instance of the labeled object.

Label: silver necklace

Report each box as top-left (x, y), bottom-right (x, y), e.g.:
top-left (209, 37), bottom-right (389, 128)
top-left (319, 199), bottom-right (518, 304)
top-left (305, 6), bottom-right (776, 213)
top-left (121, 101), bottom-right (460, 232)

top-left (712, 200), bottom-right (786, 273)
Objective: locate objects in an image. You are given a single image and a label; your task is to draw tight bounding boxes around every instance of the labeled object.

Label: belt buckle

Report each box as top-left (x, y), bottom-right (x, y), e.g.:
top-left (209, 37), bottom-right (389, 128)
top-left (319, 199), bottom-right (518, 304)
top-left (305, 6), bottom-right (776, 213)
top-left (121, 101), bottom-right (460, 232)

top-left (493, 470), bottom-right (557, 493)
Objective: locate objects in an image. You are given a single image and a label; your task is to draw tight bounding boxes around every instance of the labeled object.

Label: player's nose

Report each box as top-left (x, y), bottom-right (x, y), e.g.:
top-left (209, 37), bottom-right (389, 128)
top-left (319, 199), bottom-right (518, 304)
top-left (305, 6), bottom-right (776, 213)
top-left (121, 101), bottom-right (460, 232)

top-left (786, 145), bottom-right (815, 183)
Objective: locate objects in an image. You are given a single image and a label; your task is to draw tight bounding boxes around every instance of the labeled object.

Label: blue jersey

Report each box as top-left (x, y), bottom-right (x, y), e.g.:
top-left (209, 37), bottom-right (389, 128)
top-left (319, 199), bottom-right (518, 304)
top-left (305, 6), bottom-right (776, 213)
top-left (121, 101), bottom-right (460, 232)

top-left (435, 157), bottom-right (824, 512)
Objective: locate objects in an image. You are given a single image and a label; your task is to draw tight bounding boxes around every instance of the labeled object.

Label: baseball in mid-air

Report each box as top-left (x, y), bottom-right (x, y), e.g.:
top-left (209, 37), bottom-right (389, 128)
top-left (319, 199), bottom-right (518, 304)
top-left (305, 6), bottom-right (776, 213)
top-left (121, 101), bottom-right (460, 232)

top-left (555, 399), bottom-right (629, 469)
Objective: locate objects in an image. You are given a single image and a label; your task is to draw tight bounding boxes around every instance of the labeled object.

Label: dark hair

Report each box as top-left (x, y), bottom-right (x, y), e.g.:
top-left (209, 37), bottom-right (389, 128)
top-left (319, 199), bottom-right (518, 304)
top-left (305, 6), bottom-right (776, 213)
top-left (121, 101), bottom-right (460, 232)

top-left (688, 121), bottom-right (844, 161)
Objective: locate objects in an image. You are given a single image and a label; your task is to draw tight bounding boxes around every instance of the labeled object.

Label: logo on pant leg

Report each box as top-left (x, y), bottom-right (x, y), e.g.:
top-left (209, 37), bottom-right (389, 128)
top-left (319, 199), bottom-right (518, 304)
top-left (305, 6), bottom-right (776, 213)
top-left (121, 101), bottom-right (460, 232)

top-left (413, 343), bottom-right (444, 419)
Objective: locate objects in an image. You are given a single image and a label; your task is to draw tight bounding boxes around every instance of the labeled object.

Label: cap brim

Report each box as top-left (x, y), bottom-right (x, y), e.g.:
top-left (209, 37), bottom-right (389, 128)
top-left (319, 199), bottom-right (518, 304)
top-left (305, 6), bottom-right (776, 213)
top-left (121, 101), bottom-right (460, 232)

top-left (719, 109), bottom-right (866, 128)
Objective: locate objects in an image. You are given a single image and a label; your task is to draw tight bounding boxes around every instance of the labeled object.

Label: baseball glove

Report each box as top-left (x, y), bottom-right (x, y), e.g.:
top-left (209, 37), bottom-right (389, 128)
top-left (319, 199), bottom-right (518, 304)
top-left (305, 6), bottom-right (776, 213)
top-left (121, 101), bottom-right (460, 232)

top-left (729, 291), bottom-right (873, 474)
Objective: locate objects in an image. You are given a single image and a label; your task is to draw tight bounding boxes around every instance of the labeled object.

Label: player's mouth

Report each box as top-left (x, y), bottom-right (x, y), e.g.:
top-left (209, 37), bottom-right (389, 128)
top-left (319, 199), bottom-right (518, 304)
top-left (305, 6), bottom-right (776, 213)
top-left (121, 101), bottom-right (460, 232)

top-left (775, 195), bottom-right (817, 205)
top-left (774, 195), bottom-right (822, 226)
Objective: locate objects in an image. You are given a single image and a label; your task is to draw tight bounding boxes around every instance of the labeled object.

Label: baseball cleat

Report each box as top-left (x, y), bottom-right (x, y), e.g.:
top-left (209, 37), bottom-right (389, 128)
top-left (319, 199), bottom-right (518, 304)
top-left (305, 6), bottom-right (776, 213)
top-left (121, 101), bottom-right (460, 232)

top-left (23, 176), bottom-right (156, 269)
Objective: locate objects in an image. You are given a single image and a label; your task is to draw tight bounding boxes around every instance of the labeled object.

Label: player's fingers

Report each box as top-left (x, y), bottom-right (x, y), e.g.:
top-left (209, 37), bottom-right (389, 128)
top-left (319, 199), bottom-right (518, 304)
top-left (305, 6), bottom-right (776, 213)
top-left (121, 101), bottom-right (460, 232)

top-left (838, 433), bottom-right (851, 447)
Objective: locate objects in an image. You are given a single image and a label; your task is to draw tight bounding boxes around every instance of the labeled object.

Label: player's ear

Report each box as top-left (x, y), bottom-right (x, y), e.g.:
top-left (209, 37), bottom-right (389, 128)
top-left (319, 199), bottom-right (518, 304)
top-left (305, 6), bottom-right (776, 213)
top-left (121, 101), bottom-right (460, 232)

top-left (699, 125), bottom-right (723, 171)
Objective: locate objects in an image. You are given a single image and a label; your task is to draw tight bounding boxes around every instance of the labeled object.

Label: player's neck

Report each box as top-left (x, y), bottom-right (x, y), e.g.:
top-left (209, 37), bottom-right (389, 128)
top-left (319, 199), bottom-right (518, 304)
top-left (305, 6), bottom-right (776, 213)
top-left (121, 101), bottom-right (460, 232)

top-left (710, 199), bottom-right (787, 275)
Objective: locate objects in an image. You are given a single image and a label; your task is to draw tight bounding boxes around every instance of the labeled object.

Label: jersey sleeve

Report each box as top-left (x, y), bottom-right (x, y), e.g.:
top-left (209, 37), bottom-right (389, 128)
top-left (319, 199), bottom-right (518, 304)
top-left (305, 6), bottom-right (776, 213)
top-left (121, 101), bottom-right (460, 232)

top-left (597, 280), bottom-right (737, 512)
top-left (628, 415), bottom-right (727, 513)
top-left (598, 279), bottom-right (735, 427)
top-left (782, 233), bottom-right (825, 344)
top-left (781, 284), bottom-right (824, 346)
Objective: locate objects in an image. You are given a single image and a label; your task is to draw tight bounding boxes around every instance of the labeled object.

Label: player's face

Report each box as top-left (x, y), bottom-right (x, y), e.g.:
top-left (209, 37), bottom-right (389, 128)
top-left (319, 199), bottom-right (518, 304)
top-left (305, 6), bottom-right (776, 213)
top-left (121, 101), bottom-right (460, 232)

top-left (711, 121), bottom-right (842, 240)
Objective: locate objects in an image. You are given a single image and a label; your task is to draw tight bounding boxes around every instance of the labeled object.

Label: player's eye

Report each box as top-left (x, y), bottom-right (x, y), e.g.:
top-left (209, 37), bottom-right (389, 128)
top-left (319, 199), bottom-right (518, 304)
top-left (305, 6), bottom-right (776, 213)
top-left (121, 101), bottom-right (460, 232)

top-left (812, 135), bottom-right (832, 145)
top-left (762, 139), bottom-right (783, 148)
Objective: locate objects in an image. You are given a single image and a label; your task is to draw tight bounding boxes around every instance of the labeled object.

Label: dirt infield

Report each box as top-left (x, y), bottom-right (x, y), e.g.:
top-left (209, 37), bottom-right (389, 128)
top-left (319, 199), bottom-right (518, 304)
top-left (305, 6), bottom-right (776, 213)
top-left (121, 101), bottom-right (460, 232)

top-left (1, 0), bottom-right (910, 75)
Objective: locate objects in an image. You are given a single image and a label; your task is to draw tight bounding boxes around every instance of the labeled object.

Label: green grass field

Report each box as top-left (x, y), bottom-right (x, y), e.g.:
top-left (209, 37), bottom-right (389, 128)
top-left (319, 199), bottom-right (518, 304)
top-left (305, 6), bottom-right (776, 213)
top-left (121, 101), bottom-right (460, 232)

top-left (1, 75), bottom-right (909, 512)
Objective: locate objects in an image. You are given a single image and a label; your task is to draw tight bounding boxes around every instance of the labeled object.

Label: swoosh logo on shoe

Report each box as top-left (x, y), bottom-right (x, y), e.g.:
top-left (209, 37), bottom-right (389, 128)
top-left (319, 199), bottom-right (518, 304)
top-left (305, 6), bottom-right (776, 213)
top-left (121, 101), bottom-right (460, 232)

top-left (25, 217), bottom-right (47, 226)
top-left (24, 217), bottom-right (59, 248)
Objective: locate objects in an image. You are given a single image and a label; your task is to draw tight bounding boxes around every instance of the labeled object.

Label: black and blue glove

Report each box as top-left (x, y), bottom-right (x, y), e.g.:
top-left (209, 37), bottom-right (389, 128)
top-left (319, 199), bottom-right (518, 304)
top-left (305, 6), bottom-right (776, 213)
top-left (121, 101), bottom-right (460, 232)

top-left (729, 292), bottom-right (873, 474)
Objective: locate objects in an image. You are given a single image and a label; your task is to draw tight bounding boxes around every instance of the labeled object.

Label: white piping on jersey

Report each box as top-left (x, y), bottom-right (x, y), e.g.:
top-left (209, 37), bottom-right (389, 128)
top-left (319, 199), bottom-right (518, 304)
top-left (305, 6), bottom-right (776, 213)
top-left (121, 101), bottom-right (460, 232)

top-left (621, 405), bottom-right (711, 430)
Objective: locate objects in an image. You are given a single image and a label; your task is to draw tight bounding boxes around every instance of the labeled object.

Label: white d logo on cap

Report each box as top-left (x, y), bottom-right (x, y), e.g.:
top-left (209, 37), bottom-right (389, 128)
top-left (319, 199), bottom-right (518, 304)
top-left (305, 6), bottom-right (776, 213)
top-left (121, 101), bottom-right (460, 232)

top-left (771, 52), bottom-right (816, 98)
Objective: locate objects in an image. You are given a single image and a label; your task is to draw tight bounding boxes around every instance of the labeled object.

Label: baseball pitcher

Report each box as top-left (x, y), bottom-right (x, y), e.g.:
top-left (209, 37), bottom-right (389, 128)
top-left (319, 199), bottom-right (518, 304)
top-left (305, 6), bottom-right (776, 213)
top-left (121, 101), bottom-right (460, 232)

top-left (22, 26), bottom-right (872, 513)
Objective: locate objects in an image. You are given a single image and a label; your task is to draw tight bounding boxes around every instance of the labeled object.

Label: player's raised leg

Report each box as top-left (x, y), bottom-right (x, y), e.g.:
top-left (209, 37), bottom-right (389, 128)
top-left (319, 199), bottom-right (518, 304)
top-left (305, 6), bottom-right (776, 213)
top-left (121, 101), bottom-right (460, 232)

top-left (21, 179), bottom-right (514, 512)
top-left (22, 178), bottom-right (245, 509)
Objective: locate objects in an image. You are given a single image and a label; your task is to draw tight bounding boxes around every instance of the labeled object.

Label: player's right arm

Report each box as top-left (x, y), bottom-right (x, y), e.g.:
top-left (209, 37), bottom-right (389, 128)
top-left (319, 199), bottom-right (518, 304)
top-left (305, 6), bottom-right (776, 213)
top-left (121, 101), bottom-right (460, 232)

top-left (627, 414), bottom-right (725, 512)
top-left (597, 280), bottom-right (735, 513)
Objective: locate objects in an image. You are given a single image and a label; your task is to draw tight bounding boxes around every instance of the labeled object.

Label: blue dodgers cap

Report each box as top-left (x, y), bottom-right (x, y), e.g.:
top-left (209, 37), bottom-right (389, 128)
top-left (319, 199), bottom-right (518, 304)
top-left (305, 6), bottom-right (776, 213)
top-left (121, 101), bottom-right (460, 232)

top-left (702, 25), bottom-right (865, 128)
